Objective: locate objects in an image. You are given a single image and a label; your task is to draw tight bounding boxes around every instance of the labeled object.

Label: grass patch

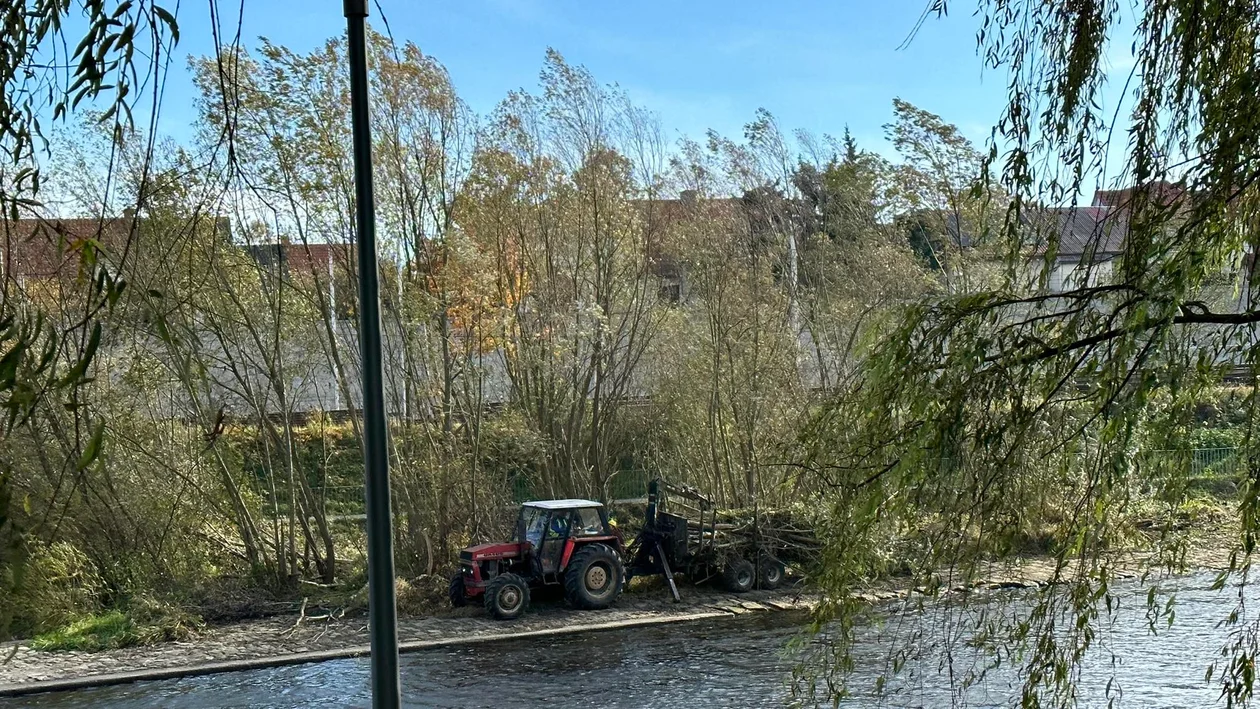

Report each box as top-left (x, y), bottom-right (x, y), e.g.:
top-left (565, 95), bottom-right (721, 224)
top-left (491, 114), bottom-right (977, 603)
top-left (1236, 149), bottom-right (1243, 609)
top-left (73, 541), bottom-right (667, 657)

top-left (30, 610), bottom-right (137, 651)
top-left (29, 603), bottom-right (203, 652)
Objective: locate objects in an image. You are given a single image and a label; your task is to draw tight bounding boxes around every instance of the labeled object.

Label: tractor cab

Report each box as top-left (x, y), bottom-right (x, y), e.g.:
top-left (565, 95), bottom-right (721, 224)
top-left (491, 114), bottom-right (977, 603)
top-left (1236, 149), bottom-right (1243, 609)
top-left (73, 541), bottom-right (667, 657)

top-left (450, 499), bottom-right (625, 620)
top-left (516, 500), bottom-right (614, 579)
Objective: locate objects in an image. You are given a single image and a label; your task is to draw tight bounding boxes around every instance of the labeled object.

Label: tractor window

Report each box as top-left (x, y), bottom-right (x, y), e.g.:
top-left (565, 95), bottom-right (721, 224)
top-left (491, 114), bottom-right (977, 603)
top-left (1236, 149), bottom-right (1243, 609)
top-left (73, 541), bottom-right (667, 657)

top-left (521, 507), bottom-right (547, 547)
top-left (575, 508), bottom-right (604, 536)
top-left (546, 513), bottom-right (570, 539)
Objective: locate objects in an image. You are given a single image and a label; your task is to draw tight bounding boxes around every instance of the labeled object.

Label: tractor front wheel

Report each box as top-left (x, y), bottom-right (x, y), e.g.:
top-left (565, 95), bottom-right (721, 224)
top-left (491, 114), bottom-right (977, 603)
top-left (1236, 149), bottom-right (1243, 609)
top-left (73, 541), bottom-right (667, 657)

top-left (564, 543), bottom-right (624, 610)
top-left (448, 573), bottom-right (468, 607)
top-left (484, 573), bottom-right (530, 620)
top-left (722, 558), bottom-right (755, 593)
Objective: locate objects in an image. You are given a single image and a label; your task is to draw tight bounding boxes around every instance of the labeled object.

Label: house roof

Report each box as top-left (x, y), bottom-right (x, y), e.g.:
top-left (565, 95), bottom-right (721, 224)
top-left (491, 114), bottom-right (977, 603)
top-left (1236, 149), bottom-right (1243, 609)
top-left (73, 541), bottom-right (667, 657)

top-left (1024, 206), bottom-right (1129, 259)
top-left (937, 197), bottom-right (1131, 262)
top-left (522, 499), bottom-right (603, 510)
top-left (2, 215), bottom-right (234, 280)
top-left (0, 217), bottom-right (133, 279)
top-left (1092, 180), bottom-right (1189, 209)
top-left (933, 183), bottom-right (1210, 262)
top-left (632, 193), bottom-right (778, 280)
top-left (245, 242), bottom-right (352, 275)
top-left (633, 194), bottom-right (746, 278)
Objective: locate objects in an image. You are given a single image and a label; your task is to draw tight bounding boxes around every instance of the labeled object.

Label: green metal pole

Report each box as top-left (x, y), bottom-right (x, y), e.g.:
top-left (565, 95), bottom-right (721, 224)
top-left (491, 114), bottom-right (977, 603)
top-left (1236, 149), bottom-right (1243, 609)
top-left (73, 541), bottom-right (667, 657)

top-left (343, 1), bottom-right (401, 706)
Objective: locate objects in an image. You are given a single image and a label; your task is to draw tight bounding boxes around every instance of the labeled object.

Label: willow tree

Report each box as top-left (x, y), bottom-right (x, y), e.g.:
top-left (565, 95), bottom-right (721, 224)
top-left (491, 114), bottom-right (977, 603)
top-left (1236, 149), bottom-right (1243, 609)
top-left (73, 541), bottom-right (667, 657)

top-left (798, 0), bottom-right (1260, 706)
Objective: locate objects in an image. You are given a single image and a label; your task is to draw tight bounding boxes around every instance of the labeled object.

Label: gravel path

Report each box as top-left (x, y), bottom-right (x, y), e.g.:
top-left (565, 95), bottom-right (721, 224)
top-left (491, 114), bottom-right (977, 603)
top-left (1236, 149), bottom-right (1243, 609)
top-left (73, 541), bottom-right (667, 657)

top-left (0, 585), bottom-right (815, 695)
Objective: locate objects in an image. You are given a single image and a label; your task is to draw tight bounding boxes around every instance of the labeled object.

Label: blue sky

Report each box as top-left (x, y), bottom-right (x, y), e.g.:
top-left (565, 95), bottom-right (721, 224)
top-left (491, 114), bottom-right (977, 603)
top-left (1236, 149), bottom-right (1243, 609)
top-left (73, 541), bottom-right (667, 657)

top-left (154, 0), bottom-right (1017, 158)
top-left (108, 0), bottom-right (1141, 195)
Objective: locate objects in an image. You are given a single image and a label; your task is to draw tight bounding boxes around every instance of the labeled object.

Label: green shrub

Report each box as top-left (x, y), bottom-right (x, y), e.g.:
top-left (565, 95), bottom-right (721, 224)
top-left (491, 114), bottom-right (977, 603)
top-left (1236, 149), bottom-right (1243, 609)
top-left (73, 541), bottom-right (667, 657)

top-left (479, 412), bottom-right (547, 486)
top-left (1189, 425), bottom-right (1244, 450)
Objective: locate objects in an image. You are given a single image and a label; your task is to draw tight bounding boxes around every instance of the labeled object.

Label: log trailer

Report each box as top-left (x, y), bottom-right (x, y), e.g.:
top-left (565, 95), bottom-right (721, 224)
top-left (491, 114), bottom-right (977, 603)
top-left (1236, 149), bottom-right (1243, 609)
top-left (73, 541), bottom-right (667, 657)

top-left (624, 478), bottom-right (785, 601)
top-left (450, 479), bottom-right (795, 619)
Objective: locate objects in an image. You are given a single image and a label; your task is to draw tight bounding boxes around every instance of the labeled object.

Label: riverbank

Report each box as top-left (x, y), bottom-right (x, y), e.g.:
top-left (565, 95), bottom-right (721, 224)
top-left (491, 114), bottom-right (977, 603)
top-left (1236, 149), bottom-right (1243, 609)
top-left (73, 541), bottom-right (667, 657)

top-left (0, 516), bottom-right (1237, 698)
top-left (8, 570), bottom-right (1245, 709)
top-left (0, 583), bottom-right (818, 697)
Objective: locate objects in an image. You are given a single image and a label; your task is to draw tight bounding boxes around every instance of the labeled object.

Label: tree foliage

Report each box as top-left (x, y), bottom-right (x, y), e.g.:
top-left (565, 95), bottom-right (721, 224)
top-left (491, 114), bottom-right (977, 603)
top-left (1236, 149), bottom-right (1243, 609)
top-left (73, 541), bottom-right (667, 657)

top-left (795, 0), bottom-right (1260, 705)
top-left (1, 0), bottom-right (177, 639)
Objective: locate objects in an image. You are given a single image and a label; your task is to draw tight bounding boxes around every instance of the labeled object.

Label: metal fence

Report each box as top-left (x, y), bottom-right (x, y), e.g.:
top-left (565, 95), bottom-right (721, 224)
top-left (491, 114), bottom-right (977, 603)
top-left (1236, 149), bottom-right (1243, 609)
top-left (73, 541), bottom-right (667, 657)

top-left (606, 469), bottom-right (652, 503)
top-left (1145, 447), bottom-right (1240, 478)
top-left (1190, 447), bottom-right (1240, 477)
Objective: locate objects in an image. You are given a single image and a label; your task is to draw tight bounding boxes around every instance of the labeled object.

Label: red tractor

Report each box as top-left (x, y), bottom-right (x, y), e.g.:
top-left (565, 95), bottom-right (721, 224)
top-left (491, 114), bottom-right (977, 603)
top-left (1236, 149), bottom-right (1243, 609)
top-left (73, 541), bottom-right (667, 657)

top-left (449, 499), bottom-right (625, 620)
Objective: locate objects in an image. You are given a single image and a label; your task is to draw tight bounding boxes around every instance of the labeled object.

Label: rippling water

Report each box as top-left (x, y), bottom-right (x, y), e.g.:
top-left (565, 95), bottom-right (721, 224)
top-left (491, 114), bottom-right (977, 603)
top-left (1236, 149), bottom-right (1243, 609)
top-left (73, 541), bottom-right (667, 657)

top-left (7, 573), bottom-right (1257, 708)
top-left (839, 572), bottom-right (1257, 707)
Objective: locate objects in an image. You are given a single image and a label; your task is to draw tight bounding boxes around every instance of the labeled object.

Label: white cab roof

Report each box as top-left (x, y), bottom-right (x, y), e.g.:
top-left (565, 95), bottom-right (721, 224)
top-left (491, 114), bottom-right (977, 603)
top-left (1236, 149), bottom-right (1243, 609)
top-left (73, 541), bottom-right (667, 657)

top-left (522, 499), bottom-right (603, 510)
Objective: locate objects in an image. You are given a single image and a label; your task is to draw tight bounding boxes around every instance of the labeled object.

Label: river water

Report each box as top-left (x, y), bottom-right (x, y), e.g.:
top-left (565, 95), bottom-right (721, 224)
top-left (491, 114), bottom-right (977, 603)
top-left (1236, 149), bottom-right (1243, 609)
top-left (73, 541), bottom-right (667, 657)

top-left (6, 572), bottom-right (1257, 708)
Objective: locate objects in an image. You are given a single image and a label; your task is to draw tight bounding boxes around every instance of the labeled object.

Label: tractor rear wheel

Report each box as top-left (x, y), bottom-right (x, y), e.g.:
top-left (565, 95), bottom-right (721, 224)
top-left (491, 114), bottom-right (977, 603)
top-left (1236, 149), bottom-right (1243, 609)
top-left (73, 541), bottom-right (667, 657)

top-left (484, 573), bottom-right (530, 620)
top-left (758, 556), bottom-right (785, 590)
top-left (448, 573), bottom-right (468, 607)
top-left (722, 558), bottom-right (755, 593)
top-left (564, 543), bottom-right (624, 610)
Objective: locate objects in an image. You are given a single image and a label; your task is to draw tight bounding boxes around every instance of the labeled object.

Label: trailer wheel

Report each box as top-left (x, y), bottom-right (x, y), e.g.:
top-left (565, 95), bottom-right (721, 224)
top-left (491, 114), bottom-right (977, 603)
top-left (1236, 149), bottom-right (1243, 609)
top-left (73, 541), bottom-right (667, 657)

top-left (448, 573), bottom-right (468, 607)
top-left (484, 573), bottom-right (530, 620)
top-left (564, 543), bottom-right (624, 610)
top-left (722, 558), bottom-right (755, 593)
top-left (758, 556), bottom-right (785, 590)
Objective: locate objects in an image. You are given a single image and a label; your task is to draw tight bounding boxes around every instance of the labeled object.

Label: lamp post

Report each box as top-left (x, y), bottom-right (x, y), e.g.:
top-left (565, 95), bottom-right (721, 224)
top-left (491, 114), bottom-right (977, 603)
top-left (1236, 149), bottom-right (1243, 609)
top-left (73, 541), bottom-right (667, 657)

top-left (343, 1), bottom-right (402, 706)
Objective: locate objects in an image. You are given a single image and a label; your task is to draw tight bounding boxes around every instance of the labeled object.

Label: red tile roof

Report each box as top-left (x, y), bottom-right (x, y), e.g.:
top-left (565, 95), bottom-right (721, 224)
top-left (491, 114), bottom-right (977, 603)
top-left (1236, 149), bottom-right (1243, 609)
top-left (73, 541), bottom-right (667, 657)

top-left (0, 217), bottom-right (133, 279)
top-left (633, 195), bottom-right (748, 277)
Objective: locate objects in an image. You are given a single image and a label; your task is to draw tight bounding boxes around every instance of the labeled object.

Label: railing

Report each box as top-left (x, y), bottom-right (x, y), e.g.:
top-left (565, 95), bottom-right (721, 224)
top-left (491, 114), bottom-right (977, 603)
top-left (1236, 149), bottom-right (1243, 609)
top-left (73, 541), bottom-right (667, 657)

top-left (1139, 447), bottom-right (1241, 498)
top-left (1144, 447), bottom-right (1240, 476)
top-left (1189, 447), bottom-right (1240, 477)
